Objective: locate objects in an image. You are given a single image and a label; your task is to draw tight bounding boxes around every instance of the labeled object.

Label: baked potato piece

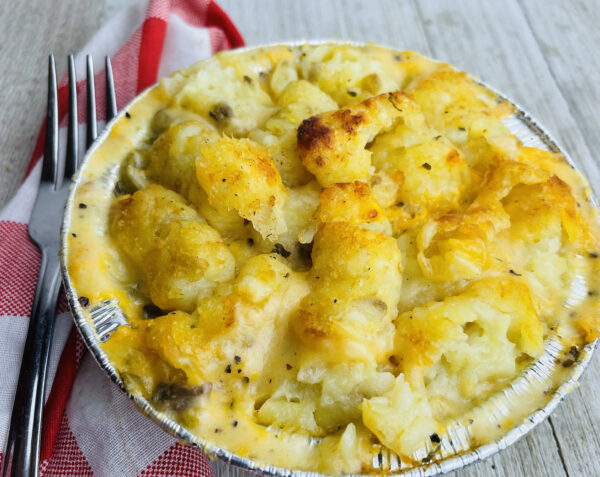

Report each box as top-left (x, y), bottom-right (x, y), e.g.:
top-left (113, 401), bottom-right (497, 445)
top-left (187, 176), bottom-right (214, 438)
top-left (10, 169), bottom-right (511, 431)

top-left (503, 173), bottom-right (590, 247)
top-left (297, 92), bottom-right (406, 187)
top-left (297, 44), bottom-right (401, 106)
top-left (317, 181), bottom-right (391, 236)
top-left (196, 136), bottom-right (289, 240)
top-left (268, 181), bottom-right (322, 268)
top-left (416, 160), bottom-right (552, 282)
top-left (296, 362), bottom-right (395, 433)
top-left (109, 183), bottom-right (202, 262)
top-left (169, 58), bottom-right (277, 136)
top-left (394, 276), bottom-right (543, 400)
top-left (146, 120), bottom-right (219, 197)
top-left (318, 181), bottom-right (385, 225)
top-left (409, 67), bottom-right (516, 171)
top-left (257, 380), bottom-right (322, 434)
top-left (144, 220), bottom-right (236, 312)
top-left (362, 375), bottom-right (436, 456)
top-left (149, 107), bottom-right (208, 137)
top-left (249, 80), bottom-right (338, 187)
top-left (369, 93), bottom-right (471, 215)
top-left (144, 253), bottom-right (308, 386)
top-left (276, 80), bottom-right (339, 123)
top-left (145, 120), bottom-right (245, 238)
top-left (294, 222), bottom-right (402, 362)
top-left (109, 184), bottom-right (235, 311)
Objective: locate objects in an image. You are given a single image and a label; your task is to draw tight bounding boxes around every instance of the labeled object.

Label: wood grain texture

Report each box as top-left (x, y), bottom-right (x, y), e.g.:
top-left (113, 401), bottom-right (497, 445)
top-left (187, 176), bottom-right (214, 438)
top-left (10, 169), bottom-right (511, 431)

top-left (0, 0), bottom-right (138, 208)
top-left (515, 2), bottom-right (600, 476)
top-left (518, 0), bottom-right (600, 194)
top-left (2, 0), bottom-right (599, 475)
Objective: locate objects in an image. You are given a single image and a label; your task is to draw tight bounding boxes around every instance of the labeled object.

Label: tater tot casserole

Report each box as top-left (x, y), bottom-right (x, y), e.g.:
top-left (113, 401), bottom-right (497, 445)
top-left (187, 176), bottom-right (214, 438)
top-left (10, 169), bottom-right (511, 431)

top-left (64, 43), bottom-right (600, 474)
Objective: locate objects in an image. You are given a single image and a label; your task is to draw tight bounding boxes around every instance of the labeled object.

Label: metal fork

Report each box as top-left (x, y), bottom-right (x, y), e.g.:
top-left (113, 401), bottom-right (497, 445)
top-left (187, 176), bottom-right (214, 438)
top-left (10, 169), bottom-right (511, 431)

top-left (2, 54), bottom-right (117, 477)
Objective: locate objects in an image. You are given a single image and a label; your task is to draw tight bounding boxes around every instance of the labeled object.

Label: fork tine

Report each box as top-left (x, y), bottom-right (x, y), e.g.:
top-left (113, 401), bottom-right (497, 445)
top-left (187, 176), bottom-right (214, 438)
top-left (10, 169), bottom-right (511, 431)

top-left (42, 54), bottom-right (58, 188)
top-left (86, 55), bottom-right (97, 150)
top-left (105, 56), bottom-right (117, 122)
top-left (65, 55), bottom-right (78, 179)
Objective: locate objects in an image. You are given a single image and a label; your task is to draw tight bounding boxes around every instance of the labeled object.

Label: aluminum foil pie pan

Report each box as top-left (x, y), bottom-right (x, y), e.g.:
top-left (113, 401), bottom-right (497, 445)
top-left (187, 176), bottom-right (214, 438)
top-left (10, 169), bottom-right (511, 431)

top-left (59, 41), bottom-right (600, 476)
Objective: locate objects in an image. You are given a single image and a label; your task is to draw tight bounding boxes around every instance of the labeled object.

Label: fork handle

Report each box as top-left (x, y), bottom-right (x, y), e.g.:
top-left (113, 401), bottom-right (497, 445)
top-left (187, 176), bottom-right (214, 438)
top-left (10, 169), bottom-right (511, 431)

top-left (3, 251), bottom-right (62, 477)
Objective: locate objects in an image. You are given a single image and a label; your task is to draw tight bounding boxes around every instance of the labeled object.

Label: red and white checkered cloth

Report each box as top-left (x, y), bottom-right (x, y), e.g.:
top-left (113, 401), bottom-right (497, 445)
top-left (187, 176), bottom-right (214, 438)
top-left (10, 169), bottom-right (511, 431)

top-left (0, 1), bottom-right (243, 474)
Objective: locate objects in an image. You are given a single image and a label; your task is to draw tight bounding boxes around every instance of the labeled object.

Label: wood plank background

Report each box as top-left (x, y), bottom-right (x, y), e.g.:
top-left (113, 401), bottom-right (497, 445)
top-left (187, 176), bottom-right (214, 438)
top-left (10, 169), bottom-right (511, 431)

top-left (1, 0), bottom-right (598, 476)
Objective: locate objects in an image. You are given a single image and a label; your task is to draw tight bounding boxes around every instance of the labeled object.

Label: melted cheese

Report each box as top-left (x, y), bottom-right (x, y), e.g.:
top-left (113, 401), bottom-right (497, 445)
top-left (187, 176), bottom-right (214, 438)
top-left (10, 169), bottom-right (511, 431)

top-left (65, 43), bottom-right (600, 475)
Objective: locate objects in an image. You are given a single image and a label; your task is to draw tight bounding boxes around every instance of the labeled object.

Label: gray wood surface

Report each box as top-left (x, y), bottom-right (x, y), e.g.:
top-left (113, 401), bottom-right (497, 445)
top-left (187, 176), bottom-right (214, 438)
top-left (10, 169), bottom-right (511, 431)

top-left (2, 0), bottom-right (599, 475)
top-left (0, 0), bottom-right (128, 208)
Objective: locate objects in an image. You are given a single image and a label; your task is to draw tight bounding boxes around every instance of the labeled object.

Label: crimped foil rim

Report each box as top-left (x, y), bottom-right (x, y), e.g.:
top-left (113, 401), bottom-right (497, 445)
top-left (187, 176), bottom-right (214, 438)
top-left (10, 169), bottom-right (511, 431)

top-left (59, 40), bottom-right (599, 477)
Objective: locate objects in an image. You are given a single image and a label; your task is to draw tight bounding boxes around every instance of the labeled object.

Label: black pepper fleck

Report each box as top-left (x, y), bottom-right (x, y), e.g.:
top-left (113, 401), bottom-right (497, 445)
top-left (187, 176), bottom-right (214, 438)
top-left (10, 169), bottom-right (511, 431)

top-left (458, 126), bottom-right (466, 131)
top-left (243, 377), bottom-right (249, 383)
top-left (233, 420), bottom-right (238, 427)
top-left (347, 90), bottom-right (357, 97)
top-left (286, 363), bottom-right (292, 370)
top-left (509, 269), bottom-right (522, 276)
top-left (78, 203), bottom-right (87, 209)
top-left (234, 355), bottom-right (241, 364)
top-left (71, 233), bottom-right (77, 237)
top-left (271, 243), bottom-right (291, 258)
top-left (225, 364), bottom-right (232, 374)
top-left (589, 252), bottom-right (598, 259)
top-left (562, 358), bottom-right (575, 368)
top-left (430, 433), bottom-right (441, 443)
top-left (125, 111), bottom-right (131, 119)
top-left (568, 346), bottom-right (580, 360)
top-left (243, 75), bottom-right (252, 84)
top-left (209, 102), bottom-right (233, 122)
top-left (422, 162), bottom-right (432, 170)
top-left (78, 296), bottom-right (90, 307)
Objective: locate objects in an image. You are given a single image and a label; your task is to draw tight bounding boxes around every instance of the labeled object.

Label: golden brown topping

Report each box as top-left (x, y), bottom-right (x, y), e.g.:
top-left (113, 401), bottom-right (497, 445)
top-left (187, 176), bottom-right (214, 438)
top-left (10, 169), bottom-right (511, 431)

top-left (297, 92), bottom-right (407, 186)
top-left (196, 137), bottom-right (289, 239)
top-left (293, 222), bottom-right (402, 362)
top-left (109, 184), bottom-right (235, 312)
top-left (317, 181), bottom-right (386, 225)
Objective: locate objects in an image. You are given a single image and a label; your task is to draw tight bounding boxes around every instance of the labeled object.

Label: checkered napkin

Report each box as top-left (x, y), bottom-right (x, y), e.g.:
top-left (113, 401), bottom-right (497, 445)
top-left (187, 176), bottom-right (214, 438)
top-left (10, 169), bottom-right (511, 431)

top-left (0, 1), bottom-right (243, 474)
